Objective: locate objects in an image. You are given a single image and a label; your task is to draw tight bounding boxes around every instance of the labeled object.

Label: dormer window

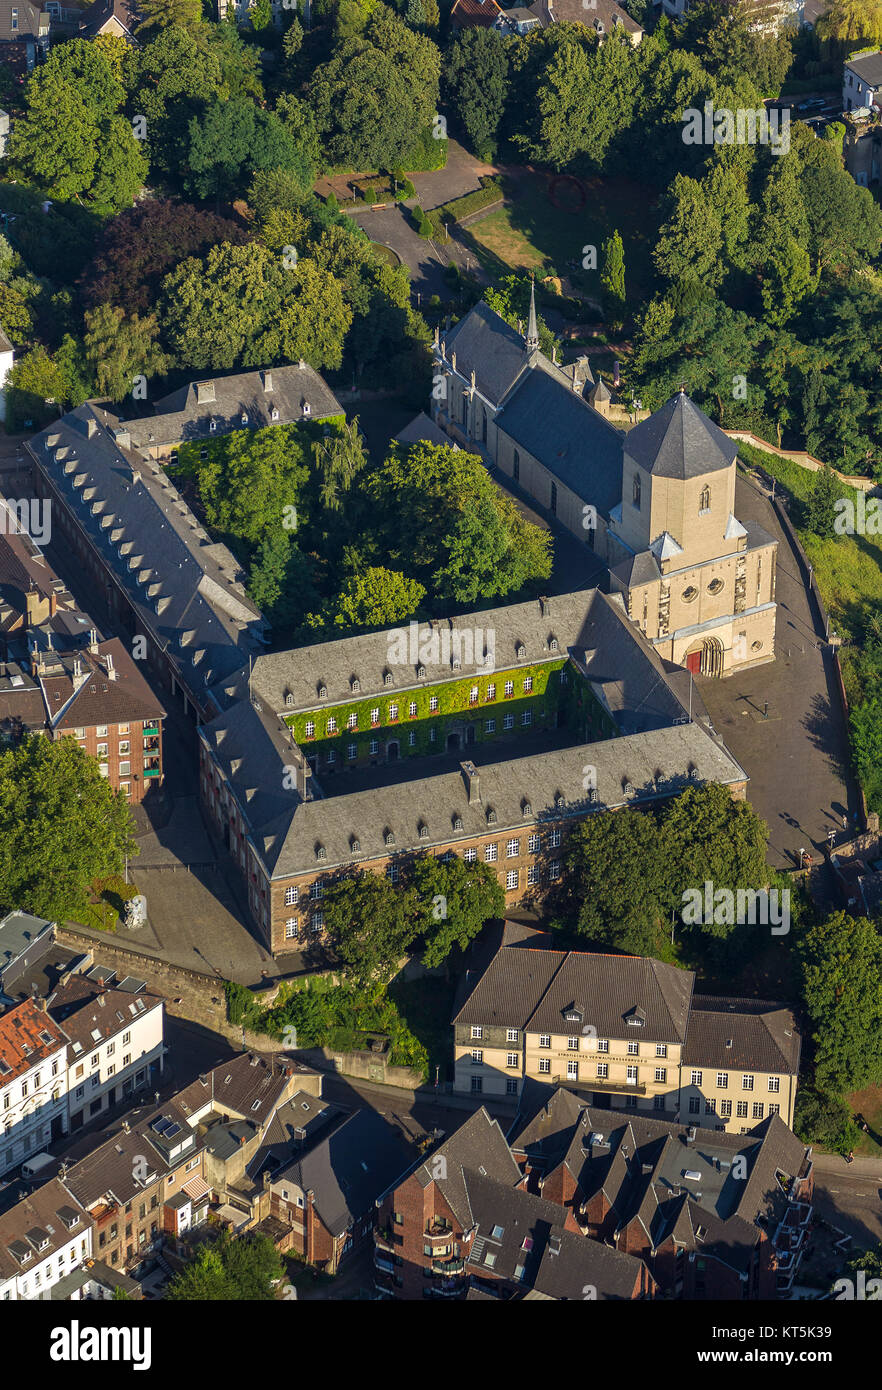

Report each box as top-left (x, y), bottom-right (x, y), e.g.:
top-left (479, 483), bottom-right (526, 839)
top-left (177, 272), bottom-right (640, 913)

top-left (350, 838), bottom-right (360, 853)
top-left (555, 793), bottom-right (565, 808)
top-left (623, 781), bottom-right (635, 795)
top-left (417, 665), bottom-right (427, 678)
top-left (522, 800), bottom-right (532, 816)
top-left (351, 678), bottom-right (360, 692)
top-left (453, 816), bottom-right (464, 831)
top-left (241, 413), bottom-right (249, 425)
top-left (285, 693), bottom-right (295, 706)
top-left (516, 643), bottom-right (526, 659)
top-left (315, 844), bottom-right (326, 861)
top-left (385, 830), bottom-right (395, 846)
top-left (384, 671), bottom-right (394, 686)
top-left (302, 401), bottom-right (311, 418)
top-left (632, 475), bottom-right (641, 509)
top-left (548, 636), bottom-right (558, 651)
top-left (419, 824), bottom-right (429, 839)
top-left (486, 808), bottom-right (497, 824)
top-left (318, 685), bottom-right (328, 699)
top-left (209, 420), bottom-right (217, 433)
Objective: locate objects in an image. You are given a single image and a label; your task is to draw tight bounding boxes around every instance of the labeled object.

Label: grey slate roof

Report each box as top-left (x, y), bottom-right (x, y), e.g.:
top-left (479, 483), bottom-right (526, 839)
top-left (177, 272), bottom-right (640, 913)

top-left (464, 1169), bottom-right (564, 1284)
top-left (442, 302), bottom-right (530, 407)
top-left (529, 1225), bottom-right (647, 1300)
top-left (846, 50), bottom-right (882, 86)
top-left (684, 996), bottom-right (800, 1074)
top-left (0, 0), bottom-right (45, 41)
top-left (0, 1179), bottom-right (89, 1283)
top-left (275, 1108), bottom-right (413, 1236)
top-left (496, 365), bottom-right (625, 518)
top-left (394, 412), bottom-right (455, 449)
top-left (251, 722), bottom-right (746, 879)
top-left (623, 392), bottom-right (737, 481)
top-left (454, 945), bottom-right (693, 1041)
top-left (0, 910), bottom-right (53, 973)
top-left (120, 363), bottom-right (344, 452)
top-left (29, 406), bottom-right (266, 710)
top-left (609, 550), bottom-right (661, 589)
top-left (416, 1108), bottom-right (522, 1228)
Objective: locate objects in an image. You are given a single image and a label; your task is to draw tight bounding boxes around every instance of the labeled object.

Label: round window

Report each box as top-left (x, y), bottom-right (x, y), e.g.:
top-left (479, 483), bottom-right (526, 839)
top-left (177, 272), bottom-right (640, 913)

top-left (751, 639), bottom-right (762, 652)
top-left (707, 578), bottom-right (724, 595)
top-left (682, 586), bottom-right (698, 602)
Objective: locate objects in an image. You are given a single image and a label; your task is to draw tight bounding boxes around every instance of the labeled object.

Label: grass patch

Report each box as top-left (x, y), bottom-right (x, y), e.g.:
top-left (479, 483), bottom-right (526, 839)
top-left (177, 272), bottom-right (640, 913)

top-left (71, 875), bottom-right (139, 932)
top-left (462, 170), bottom-right (657, 307)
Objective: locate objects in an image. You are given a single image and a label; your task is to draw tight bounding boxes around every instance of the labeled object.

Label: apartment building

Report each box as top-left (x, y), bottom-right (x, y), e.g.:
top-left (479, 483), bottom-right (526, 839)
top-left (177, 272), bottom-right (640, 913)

top-left (374, 1107), bottom-right (655, 1301)
top-left (0, 999), bottom-right (69, 1178)
top-left (0, 1178), bottom-right (91, 1302)
top-left (46, 971), bottom-right (164, 1130)
top-left (510, 1084), bottom-right (814, 1298)
top-left (452, 925), bottom-right (800, 1133)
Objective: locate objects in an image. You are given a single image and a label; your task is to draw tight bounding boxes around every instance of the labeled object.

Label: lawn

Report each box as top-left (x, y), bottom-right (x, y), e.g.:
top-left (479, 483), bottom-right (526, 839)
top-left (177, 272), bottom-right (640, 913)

top-left (845, 1084), bottom-right (882, 1157)
top-left (462, 169), bottom-right (658, 309)
top-left (71, 874), bottom-right (139, 932)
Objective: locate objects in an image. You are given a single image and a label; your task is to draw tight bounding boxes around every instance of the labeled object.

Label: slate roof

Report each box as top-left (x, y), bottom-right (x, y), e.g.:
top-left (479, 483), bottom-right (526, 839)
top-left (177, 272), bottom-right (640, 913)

top-left (684, 996), bottom-right (801, 1074)
top-left (529, 1225), bottom-right (648, 1300)
top-left (0, 0), bottom-right (45, 41)
top-left (41, 638), bottom-right (165, 732)
top-left (442, 303), bottom-right (530, 406)
top-left (846, 50), bottom-right (882, 86)
top-left (0, 664), bottom-right (46, 738)
top-left (120, 363), bottom-right (343, 451)
top-left (274, 1109), bottom-right (413, 1236)
top-left (63, 1100), bottom-right (199, 1210)
top-left (609, 550), bottom-right (661, 589)
top-left (78, 0), bottom-right (140, 38)
top-left (46, 975), bottom-right (162, 1052)
top-left (454, 946), bottom-right (694, 1040)
top-left (248, 721), bottom-right (746, 879)
top-left (0, 1179), bottom-right (89, 1283)
top-left (623, 392), bottom-right (737, 481)
top-left (0, 911), bottom-right (54, 976)
top-left (415, 1109), bottom-right (522, 1229)
top-left (496, 365), bottom-right (625, 518)
top-left (548, 0), bottom-right (643, 39)
top-left (464, 1170), bottom-right (563, 1284)
top-left (174, 1051), bottom-right (298, 1124)
top-left (28, 406), bottom-right (266, 710)
top-left (394, 412), bottom-right (458, 449)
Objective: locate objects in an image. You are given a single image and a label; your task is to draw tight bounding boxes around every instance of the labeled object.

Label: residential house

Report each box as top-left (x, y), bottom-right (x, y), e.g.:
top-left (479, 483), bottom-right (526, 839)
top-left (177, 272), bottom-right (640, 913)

top-left (0, 1177), bottom-right (91, 1301)
top-left (0, 0), bottom-right (50, 71)
top-left (432, 296), bottom-right (778, 677)
top-left (374, 1107), bottom-right (655, 1300)
top-left (0, 910), bottom-right (56, 1002)
top-left (78, 0), bottom-right (140, 40)
top-left (451, 923), bottom-right (800, 1132)
top-left (50, 1257), bottom-right (142, 1299)
top-left (46, 970), bottom-right (164, 1131)
top-left (0, 998), bottom-right (69, 1178)
top-left (538, 0), bottom-right (643, 45)
top-left (510, 1083), bottom-right (814, 1297)
top-left (844, 49), bottom-right (882, 113)
top-left (266, 1107), bottom-right (413, 1273)
top-left (449, 0), bottom-right (503, 28)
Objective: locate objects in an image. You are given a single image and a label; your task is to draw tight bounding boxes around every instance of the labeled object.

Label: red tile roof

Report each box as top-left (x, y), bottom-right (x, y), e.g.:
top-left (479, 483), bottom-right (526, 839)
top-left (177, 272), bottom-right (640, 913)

top-left (450, 0), bottom-right (503, 26)
top-left (0, 999), bottom-right (67, 1084)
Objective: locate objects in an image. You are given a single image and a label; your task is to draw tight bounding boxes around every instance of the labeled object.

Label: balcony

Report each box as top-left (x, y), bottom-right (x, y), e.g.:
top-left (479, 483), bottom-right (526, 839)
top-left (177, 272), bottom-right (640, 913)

top-left (375, 1229), bottom-right (398, 1254)
top-left (432, 1258), bottom-right (464, 1274)
top-left (374, 1252), bottom-right (396, 1275)
top-left (563, 1076), bottom-right (647, 1097)
top-left (143, 768), bottom-right (161, 779)
top-left (143, 724), bottom-right (159, 736)
top-left (425, 1221), bottom-right (453, 1240)
top-left (143, 737), bottom-right (160, 752)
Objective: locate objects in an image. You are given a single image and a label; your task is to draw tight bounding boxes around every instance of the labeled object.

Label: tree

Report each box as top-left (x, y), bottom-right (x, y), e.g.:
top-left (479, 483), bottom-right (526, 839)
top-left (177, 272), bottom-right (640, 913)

top-left (442, 27), bottom-right (509, 159)
top-left (817, 0), bottom-right (882, 44)
top-left (654, 174), bottom-right (725, 288)
top-left (0, 736), bottom-right (136, 923)
top-left (659, 782), bottom-right (770, 936)
top-left (555, 808), bottom-right (670, 956)
top-left (79, 201), bottom-right (250, 315)
top-left (805, 464), bottom-right (844, 537)
top-left (484, 275), bottom-right (557, 359)
top-left (760, 235), bottom-right (815, 328)
top-left (183, 98), bottom-right (303, 201)
top-left (137, 0), bottom-right (203, 34)
top-left (307, 4), bottom-right (440, 172)
top-left (175, 423), bottom-right (309, 548)
top-left (166, 1233), bottom-right (283, 1300)
top-left (83, 304), bottom-right (169, 403)
top-left (159, 241), bottom-right (351, 373)
top-left (365, 441), bottom-right (552, 609)
top-left (794, 1085), bottom-right (861, 1157)
top-left (411, 856), bottom-right (504, 968)
top-left (323, 873), bottom-right (418, 989)
top-left (800, 911), bottom-right (882, 1093)
top-left (600, 229), bottom-right (626, 331)
top-left (321, 567), bottom-right (426, 632)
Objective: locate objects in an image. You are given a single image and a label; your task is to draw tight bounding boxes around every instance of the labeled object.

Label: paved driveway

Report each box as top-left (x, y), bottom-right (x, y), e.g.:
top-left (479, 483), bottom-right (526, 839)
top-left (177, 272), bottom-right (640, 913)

top-left (350, 204), bottom-right (451, 300)
top-left (697, 475), bottom-right (857, 869)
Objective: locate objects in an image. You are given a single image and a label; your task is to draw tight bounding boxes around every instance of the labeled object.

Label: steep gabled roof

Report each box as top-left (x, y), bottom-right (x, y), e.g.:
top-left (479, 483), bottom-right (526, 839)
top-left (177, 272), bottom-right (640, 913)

top-left (623, 391), bottom-right (737, 481)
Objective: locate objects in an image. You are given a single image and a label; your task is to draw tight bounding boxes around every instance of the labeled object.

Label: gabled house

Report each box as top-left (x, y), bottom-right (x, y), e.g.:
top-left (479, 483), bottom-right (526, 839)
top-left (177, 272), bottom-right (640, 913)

top-left (0, 1177), bottom-right (90, 1301)
top-left (0, 0), bottom-right (50, 72)
top-left (844, 49), bottom-right (882, 114)
top-left (0, 997), bottom-right (69, 1178)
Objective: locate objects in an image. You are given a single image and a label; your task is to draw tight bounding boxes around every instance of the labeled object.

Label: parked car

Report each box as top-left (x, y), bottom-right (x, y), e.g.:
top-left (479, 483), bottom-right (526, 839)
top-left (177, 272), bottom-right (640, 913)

top-left (797, 97), bottom-right (826, 112)
top-left (21, 1152), bottom-right (56, 1182)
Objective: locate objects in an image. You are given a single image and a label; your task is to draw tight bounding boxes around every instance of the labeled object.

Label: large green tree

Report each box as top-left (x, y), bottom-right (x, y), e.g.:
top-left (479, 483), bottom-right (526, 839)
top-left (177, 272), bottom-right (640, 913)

top-left (799, 911), bottom-right (882, 1093)
top-left (411, 856), bottom-right (504, 968)
top-left (323, 872), bottom-right (418, 989)
top-left (0, 736), bottom-right (136, 922)
top-left (442, 26), bottom-right (510, 159)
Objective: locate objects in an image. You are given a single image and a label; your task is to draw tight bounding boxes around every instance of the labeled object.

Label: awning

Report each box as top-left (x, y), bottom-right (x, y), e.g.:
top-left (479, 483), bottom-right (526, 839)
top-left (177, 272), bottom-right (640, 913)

top-left (183, 1176), bottom-right (210, 1203)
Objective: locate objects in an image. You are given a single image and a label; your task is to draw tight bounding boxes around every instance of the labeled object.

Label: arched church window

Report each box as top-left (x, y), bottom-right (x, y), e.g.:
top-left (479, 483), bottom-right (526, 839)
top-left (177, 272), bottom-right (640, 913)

top-left (699, 486), bottom-right (710, 514)
top-left (632, 475), bottom-right (641, 509)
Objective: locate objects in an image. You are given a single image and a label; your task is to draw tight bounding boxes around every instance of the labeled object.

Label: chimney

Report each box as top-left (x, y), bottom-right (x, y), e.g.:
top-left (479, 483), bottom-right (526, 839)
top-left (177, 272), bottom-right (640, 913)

top-left (262, 370), bottom-right (273, 393)
top-left (461, 760), bottom-right (481, 806)
top-left (49, 592), bottom-right (57, 618)
top-left (88, 629), bottom-right (99, 653)
top-left (195, 381), bottom-right (216, 405)
top-left (86, 418), bottom-right (97, 439)
top-left (105, 652), bottom-right (117, 681)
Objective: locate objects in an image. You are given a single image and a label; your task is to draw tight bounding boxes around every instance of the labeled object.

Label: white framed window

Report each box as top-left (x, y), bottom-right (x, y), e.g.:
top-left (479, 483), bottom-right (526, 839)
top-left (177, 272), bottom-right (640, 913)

top-left (567, 1060), bottom-right (578, 1080)
top-left (471, 1050), bottom-right (483, 1065)
top-left (484, 844), bottom-right (498, 862)
top-left (470, 1026), bottom-right (483, 1040)
top-left (463, 847), bottom-right (477, 864)
top-left (526, 866), bottom-right (537, 886)
top-left (691, 1070), bottom-right (702, 1087)
top-left (305, 720), bottom-right (315, 738)
top-left (528, 832), bottom-right (540, 853)
top-left (567, 1037), bottom-right (579, 1051)
top-left (485, 719), bottom-right (496, 733)
top-left (503, 713), bottom-right (514, 730)
top-left (408, 701), bottom-right (417, 717)
top-left (504, 681), bottom-right (514, 697)
top-left (506, 1028), bottom-right (518, 1043)
top-left (469, 686), bottom-right (479, 704)
top-left (549, 828), bottom-right (561, 848)
top-left (521, 711), bottom-right (532, 726)
top-left (389, 703), bottom-right (399, 720)
top-left (285, 885), bottom-right (299, 906)
top-left (347, 743), bottom-right (357, 759)
top-left (523, 677), bottom-right (533, 692)
top-left (656, 1043), bottom-right (667, 1058)
top-left (507, 1053), bottom-right (518, 1068)
top-left (310, 881), bottom-right (323, 900)
top-left (717, 1072), bottom-right (728, 1089)
top-left (310, 911), bottom-right (324, 931)
top-left (506, 839), bottom-right (519, 858)
top-left (370, 708), bottom-right (380, 725)
top-left (548, 861), bottom-right (560, 880)
top-left (327, 716), bottom-right (337, 734)
top-left (506, 870), bottom-right (518, 891)
top-left (597, 1062), bottom-right (608, 1079)
top-left (326, 749), bottom-right (336, 764)
top-left (655, 1067), bottom-right (666, 1083)
top-left (486, 683), bottom-right (496, 700)
top-left (768, 1076), bottom-right (780, 1093)
top-left (626, 1065), bottom-right (638, 1084)
top-left (369, 739), bottom-right (380, 755)
top-left (539, 1034), bottom-right (551, 1048)
top-left (538, 1059), bottom-right (550, 1074)
top-left (386, 864), bottom-right (399, 884)
top-left (429, 696), bottom-right (439, 711)
top-left (347, 713), bottom-right (357, 730)
top-left (742, 1075), bottom-right (754, 1092)
top-left (285, 919), bottom-right (298, 939)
